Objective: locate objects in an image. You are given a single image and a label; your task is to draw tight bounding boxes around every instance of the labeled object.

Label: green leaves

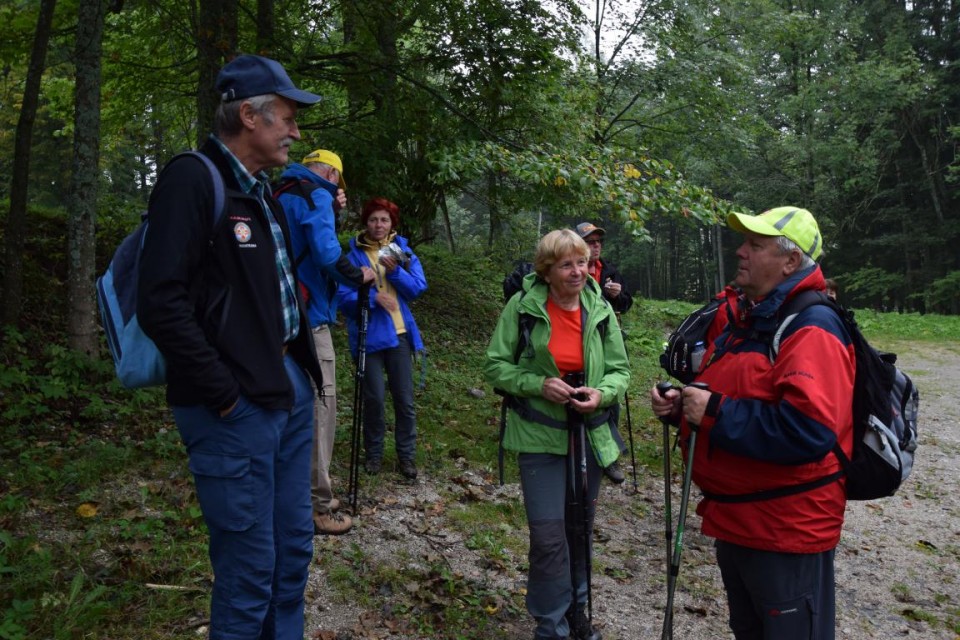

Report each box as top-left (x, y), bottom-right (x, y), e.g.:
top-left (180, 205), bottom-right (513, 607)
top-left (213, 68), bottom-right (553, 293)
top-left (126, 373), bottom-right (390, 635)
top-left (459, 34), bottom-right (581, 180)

top-left (431, 140), bottom-right (730, 234)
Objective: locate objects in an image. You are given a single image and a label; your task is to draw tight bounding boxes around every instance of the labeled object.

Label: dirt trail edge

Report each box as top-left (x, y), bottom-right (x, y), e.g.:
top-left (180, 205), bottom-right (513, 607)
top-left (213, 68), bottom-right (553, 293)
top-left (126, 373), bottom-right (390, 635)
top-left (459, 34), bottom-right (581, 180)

top-left (304, 341), bottom-right (960, 640)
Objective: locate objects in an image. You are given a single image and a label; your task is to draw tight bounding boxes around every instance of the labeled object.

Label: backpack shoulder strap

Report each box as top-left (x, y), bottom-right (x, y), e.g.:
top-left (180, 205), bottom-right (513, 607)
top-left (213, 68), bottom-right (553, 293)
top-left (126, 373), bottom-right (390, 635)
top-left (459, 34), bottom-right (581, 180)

top-left (597, 314), bottom-right (610, 341)
top-left (498, 295), bottom-right (534, 486)
top-left (164, 151), bottom-right (227, 234)
top-left (515, 310), bottom-right (536, 363)
top-left (770, 289), bottom-right (835, 360)
top-left (272, 178), bottom-right (318, 211)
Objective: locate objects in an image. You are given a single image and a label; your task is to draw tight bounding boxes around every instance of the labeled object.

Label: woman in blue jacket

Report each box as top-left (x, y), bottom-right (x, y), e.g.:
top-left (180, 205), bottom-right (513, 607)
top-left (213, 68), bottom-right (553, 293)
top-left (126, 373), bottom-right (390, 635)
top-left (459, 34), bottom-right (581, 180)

top-left (338, 197), bottom-right (427, 480)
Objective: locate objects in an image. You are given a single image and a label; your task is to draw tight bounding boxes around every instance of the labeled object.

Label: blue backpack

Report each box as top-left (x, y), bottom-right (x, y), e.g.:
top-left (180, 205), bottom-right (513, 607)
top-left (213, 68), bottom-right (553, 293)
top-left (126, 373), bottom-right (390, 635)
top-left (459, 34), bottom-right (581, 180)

top-left (96, 151), bottom-right (225, 388)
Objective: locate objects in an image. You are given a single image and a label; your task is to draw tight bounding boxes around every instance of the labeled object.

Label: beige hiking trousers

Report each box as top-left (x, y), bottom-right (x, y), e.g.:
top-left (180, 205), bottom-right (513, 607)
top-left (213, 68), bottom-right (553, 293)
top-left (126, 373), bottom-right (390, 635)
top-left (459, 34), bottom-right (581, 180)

top-left (310, 325), bottom-right (338, 513)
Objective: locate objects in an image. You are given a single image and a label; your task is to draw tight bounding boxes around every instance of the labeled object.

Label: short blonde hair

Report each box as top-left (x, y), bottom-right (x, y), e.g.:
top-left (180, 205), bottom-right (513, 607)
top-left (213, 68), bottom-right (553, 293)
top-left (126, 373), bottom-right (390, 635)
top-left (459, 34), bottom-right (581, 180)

top-left (534, 229), bottom-right (588, 279)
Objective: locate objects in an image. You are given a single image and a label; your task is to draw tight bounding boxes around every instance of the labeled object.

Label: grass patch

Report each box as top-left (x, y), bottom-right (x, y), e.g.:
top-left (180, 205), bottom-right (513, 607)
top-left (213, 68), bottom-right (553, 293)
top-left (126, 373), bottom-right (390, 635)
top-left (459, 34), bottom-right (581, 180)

top-left (447, 500), bottom-right (528, 560)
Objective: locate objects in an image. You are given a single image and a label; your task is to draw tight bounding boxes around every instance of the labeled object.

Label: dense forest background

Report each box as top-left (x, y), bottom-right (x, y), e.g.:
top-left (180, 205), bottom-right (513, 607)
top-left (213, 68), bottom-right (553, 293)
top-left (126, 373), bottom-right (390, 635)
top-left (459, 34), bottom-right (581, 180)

top-left (2, 0), bottom-right (959, 356)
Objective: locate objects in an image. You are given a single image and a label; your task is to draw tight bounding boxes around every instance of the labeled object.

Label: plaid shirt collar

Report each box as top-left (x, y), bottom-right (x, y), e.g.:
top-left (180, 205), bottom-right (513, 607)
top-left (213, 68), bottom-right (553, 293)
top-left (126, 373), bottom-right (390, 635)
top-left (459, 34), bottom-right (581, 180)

top-left (210, 134), bottom-right (272, 196)
top-left (209, 136), bottom-right (298, 343)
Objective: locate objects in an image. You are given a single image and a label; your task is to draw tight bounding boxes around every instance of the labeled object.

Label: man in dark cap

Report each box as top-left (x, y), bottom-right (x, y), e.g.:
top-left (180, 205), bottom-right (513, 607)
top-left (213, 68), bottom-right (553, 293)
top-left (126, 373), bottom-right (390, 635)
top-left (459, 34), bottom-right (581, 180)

top-left (575, 221), bottom-right (633, 484)
top-left (575, 222), bottom-right (633, 314)
top-left (139, 54), bottom-right (324, 639)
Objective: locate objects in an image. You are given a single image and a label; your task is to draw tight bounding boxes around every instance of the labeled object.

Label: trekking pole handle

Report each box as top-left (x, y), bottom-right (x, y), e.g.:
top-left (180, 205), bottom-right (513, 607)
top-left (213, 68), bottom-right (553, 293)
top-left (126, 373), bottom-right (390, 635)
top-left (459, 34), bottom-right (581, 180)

top-left (655, 382), bottom-right (677, 431)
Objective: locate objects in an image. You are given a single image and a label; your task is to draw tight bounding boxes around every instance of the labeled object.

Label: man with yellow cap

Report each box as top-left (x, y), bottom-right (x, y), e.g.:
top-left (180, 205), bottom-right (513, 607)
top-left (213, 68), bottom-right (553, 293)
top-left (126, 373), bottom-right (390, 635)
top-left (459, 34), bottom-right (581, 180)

top-left (650, 206), bottom-right (855, 640)
top-left (277, 150), bottom-right (375, 535)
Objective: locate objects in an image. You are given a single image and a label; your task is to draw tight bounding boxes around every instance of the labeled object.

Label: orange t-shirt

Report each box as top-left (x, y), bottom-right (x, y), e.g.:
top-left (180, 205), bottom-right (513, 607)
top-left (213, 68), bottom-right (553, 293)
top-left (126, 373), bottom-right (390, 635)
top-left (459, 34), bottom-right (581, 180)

top-left (547, 298), bottom-right (584, 376)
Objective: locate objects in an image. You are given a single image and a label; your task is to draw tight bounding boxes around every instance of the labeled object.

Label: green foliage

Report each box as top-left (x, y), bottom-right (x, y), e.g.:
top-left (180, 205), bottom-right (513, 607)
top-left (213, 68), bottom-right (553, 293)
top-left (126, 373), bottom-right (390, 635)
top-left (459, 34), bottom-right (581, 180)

top-left (0, 326), bottom-right (163, 427)
top-left (450, 500), bottom-right (527, 558)
top-left (841, 267), bottom-right (907, 311)
top-left (852, 308), bottom-right (960, 344)
top-left (0, 532), bottom-right (37, 640)
top-left (925, 271), bottom-right (960, 315)
top-left (432, 141), bottom-right (730, 240)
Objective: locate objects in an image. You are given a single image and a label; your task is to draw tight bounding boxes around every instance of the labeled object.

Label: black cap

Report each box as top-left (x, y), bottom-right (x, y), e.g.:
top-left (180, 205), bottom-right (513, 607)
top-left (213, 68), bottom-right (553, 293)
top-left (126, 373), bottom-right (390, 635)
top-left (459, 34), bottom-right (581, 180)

top-left (216, 54), bottom-right (321, 107)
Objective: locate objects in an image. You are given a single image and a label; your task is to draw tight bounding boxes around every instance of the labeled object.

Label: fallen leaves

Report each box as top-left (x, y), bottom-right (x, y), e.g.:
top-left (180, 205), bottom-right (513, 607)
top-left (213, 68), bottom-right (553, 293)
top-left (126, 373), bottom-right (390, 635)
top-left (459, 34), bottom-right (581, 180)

top-left (76, 502), bottom-right (99, 518)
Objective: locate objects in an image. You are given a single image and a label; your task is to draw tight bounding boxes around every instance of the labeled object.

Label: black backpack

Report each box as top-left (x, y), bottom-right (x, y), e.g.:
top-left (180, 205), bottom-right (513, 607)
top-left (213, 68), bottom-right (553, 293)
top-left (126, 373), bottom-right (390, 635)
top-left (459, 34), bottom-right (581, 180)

top-left (272, 177), bottom-right (342, 234)
top-left (659, 297), bottom-right (723, 384)
top-left (502, 260), bottom-right (534, 302)
top-left (661, 290), bottom-right (920, 501)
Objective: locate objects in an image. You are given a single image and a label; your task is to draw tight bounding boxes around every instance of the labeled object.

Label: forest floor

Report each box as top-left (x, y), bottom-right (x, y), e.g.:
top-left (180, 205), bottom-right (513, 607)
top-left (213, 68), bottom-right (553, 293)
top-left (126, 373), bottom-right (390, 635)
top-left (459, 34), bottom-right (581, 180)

top-left (303, 342), bottom-right (960, 640)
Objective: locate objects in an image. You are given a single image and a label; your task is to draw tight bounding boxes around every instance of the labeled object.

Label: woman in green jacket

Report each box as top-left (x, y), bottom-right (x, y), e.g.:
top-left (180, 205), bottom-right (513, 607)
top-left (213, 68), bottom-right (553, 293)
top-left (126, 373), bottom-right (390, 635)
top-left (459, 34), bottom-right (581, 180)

top-left (484, 229), bottom-right (630, 640)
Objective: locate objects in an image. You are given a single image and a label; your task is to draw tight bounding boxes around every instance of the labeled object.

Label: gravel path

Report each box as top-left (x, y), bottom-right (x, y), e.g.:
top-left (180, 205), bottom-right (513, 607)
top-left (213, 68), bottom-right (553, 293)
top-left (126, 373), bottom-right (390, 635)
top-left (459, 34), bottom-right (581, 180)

top-left (305, 342), bottom-right (960, 639)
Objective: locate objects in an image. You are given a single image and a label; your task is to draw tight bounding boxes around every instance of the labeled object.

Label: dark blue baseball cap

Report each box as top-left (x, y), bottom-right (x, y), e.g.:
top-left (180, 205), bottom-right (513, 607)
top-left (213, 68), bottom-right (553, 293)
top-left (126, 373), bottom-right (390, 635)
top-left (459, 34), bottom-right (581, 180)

top-left (216, 54), bottom-right (321, 107)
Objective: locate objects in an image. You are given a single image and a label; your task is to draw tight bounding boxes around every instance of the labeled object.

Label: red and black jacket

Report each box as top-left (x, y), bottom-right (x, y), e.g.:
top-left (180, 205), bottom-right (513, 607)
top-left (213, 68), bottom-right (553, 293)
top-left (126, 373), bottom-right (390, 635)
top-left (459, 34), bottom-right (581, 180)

top-left (683, 266), bottom-right (855, 553)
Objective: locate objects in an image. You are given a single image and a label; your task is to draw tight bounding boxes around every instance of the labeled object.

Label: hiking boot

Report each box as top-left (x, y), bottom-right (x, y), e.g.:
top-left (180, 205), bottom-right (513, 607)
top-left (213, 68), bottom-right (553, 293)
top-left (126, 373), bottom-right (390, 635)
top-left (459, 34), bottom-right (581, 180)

top-left (603, 461), bottom-right (625, 484)
top-left (566, 606), bottom-right (602, 640)
top-left (365, 458), bottom-right (382, 475)
top-left (313, 510), bottom-right (352, 535)
top-left (399, 459), bottom-right (418, 480)
top-left (328, 498), bottom-right (341, 512)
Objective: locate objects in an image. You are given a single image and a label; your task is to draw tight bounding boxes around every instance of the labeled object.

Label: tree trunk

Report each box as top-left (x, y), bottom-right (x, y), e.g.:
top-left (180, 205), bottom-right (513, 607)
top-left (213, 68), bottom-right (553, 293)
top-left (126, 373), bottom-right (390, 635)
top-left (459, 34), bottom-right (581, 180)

top-left (907, 126), bottom-right (945, 225)
top-left (668, 219), bottom-right (679, 299)
top-left (486, 172), bottom-right (499, 248)
top-left (196, 0), bottom-right (238, 147)
top-left (438, 191), bottom-right (455, 252)
top-left (67, 0), bottom-right (106, 355)
top-left (256, 0), bottom-right (275, 55)
top-left (713, 223), bottom-right (725, 294)
top-left (2, 0), bottom-right (58, 329)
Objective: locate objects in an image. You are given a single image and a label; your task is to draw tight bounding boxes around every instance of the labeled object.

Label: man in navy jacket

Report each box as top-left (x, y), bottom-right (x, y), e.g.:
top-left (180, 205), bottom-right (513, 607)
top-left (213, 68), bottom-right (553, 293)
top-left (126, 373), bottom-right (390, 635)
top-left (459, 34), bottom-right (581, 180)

top-left (139, 54), bottom-right (323, 640)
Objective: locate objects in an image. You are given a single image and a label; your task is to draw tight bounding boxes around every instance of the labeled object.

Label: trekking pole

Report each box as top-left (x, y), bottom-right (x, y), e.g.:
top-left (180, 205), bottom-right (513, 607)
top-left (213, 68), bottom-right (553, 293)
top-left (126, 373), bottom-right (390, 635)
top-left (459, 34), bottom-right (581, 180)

top-left (615, 312), bottom-right (639, 491)
top-left (623, 391), bottom-right (638, 491)
top-left (661, 382), bottom-right (708, 640)
top-left (656, 381), bottom-right (675, 624)
top-left (347, 284), bottom-right (371, 515)
top-left (564, 372), bottom-right (596, 640)
top-left (577, 407), bottom-right (596, 637)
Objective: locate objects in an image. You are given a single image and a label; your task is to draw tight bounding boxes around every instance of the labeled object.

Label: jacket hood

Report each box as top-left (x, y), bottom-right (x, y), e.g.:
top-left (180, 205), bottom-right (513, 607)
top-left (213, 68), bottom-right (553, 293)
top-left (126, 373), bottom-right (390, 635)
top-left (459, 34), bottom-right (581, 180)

top-left (520, 270), bottom-right (544, 295)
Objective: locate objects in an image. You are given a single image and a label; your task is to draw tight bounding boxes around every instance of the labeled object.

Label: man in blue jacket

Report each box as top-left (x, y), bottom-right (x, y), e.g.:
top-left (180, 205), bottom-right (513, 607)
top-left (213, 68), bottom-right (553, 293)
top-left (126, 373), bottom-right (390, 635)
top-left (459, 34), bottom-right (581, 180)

top-left (138, 54), bottom-right (324, 640)
top-left (277, 149), bottom-right (374, 535)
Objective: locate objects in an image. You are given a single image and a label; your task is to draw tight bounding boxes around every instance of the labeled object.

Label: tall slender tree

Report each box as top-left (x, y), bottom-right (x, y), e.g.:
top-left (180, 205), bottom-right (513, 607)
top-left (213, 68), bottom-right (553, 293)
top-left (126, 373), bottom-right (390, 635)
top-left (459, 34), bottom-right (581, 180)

top-left (196, 0), bottom-right (238, 147)
top-left (66, 0), bottom-right (109, 354)
top-left (3, 0), bottom-right (58, 328)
